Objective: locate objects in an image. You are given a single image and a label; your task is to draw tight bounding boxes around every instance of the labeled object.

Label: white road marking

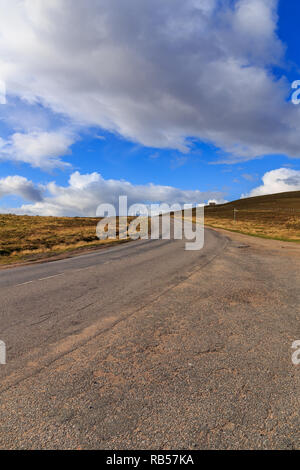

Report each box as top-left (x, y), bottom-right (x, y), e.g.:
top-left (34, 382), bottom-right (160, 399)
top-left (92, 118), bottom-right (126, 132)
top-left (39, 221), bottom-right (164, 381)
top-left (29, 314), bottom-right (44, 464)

top-left (74, 261), bottom-right (110, 273)
top-left (38, 273), bottom-right (64, 281)
top-left (15, 280), bottom-right (33, 287)
top-left (15, 272), bottom-right (64, 287)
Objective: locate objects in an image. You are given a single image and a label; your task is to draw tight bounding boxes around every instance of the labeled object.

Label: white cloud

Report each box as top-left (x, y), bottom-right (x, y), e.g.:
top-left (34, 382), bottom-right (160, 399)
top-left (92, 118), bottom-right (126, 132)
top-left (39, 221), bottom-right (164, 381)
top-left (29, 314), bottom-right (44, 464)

top-left (0, 129), bottom-right (74, 168)
top-left (0, 171), bottom-right (225, 216)
top-left (242, 168), bottom-right (300, 197)
top-left (207, 198), bottom-right (227, 205)
top-left (0, 0), bottom-right (299, 167)
top-left (234, 0), bottom-right (278, 41)
top-left (0, 175), bottom-right (43, 201)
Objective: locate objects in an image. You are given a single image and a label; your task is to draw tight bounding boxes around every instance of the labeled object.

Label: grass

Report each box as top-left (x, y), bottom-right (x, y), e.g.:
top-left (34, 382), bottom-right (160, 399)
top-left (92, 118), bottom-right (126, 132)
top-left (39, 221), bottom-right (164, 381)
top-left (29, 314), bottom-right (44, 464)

top-left (1, 190), bottom-right (300, 266)
top-left (200, 190), bottom-right (300, 242)
top-left (0, 214), bottom-right (136, 266)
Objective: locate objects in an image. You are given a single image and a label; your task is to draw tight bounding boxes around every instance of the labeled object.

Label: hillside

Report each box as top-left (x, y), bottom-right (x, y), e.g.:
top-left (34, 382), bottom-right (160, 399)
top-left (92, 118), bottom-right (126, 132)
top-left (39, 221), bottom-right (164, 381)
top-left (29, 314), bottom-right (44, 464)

top-left (0, 215), bottom-right (132, 266)
top-left (203, 190), bottom-right (300, 242)
top-left (0, 190), bottom-right (300, 267)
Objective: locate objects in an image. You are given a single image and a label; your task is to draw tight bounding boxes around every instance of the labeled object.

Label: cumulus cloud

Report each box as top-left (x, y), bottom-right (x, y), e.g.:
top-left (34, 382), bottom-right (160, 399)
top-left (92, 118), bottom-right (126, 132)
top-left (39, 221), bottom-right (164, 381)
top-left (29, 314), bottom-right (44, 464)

top-left (207, 198), bottom-right (227, 205)
top-left (0, 175), bottom-right (44, 201)
top-left (0, 130), bottom-right (74, 168)
top-left (0, 0), bottom-right (299, 167)
top-left (0, 171), bottom-right (225, 216)
top-left (243, 168), bottom-right (300, 197)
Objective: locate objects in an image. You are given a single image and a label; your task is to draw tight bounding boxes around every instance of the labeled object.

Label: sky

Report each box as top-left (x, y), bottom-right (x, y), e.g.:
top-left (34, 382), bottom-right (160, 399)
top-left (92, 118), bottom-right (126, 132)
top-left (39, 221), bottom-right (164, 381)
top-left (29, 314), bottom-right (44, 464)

top-left (1, 0), bottom-right (300, 216)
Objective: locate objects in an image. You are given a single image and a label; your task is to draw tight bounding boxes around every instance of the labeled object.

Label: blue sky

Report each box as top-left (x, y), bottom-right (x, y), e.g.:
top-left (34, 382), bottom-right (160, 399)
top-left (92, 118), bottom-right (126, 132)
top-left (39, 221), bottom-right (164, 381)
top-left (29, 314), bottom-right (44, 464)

top-left (1, 0), bottom-right (300, 216)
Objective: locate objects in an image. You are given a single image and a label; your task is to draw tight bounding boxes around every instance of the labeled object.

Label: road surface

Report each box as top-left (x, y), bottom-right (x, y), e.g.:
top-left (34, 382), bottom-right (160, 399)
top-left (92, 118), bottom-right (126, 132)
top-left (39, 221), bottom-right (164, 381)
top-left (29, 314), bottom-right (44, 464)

top-left (0, 227), bottom-right (299, 449)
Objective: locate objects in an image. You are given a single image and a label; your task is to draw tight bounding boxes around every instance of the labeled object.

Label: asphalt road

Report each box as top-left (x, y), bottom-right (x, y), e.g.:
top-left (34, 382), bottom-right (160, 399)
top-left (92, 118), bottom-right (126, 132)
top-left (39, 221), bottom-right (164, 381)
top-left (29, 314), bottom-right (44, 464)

top-left (0, 227), bottom-right (299, 449)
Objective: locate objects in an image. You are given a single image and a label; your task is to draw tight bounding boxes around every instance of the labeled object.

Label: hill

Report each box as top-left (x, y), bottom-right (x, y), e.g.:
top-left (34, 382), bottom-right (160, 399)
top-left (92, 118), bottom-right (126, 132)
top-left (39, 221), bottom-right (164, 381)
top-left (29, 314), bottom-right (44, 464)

top-left (202, 190), bottom-right (300, 242)
top-left (0, 190), bottom-right (299, 266)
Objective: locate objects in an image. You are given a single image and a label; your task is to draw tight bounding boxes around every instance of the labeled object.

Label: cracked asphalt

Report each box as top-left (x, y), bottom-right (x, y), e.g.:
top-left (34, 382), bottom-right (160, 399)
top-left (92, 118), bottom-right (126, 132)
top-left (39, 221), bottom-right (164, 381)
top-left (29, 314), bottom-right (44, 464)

top-left (0, 227), bottom-right (299, 449)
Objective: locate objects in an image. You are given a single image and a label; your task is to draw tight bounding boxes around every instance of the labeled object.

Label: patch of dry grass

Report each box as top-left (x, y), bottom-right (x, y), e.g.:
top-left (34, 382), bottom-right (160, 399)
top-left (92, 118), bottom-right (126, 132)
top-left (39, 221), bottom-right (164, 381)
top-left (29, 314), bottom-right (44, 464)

top-left (201, 191), bottom-right (300, 242)
top-left (0, 214), bottom-right (135, 266)
top-left (1, 191), bottom-right (300, 266)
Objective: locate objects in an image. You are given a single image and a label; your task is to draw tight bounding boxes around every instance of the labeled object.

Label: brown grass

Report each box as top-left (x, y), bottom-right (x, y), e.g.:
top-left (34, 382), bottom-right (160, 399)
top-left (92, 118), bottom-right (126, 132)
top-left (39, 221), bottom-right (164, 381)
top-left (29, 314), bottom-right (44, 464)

top-left (1, 190), bottom-right (300, 266)
top-left (0, 214), bottom-right (136, 266)
top-left (200, 190), bottom-right (300, 242)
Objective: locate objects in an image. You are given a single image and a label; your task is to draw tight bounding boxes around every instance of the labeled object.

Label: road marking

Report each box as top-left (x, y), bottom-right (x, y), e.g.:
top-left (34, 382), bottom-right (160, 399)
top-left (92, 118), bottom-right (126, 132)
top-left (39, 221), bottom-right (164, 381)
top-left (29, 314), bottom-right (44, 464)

top-left (38, 273), bottom-right (64, 281)
top-left (15, 280), bottom-right (33, 287)
top-left (15, 273), bottom-right (64, 287)
top-left (74, 261), bottom-right (110, 273)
